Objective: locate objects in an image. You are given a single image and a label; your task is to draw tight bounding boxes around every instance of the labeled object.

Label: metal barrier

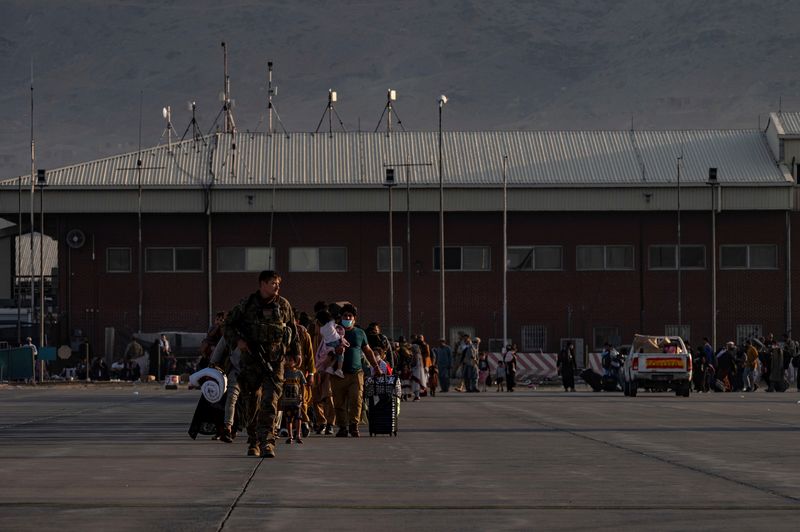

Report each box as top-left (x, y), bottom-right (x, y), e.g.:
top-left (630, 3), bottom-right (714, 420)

top-left (0, 347), bottom-right (35, 381)
top-left (487, 352), bottom-right (559, 379)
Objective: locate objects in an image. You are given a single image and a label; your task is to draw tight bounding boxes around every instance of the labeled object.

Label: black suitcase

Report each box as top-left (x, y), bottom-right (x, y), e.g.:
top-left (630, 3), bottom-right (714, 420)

top-left (580, 368), bottom-right (602, 392)
top-left (601, 375), bottom-right (620, 392)
top-left (188, 393), bottom-right (225, 439)
top-left (364, 375), bottom-right (400, 437)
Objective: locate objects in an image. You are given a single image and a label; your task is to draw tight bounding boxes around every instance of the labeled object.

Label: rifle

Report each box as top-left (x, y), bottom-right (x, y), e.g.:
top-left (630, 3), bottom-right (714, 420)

top-left (245, 341), bottom-right (275, 374)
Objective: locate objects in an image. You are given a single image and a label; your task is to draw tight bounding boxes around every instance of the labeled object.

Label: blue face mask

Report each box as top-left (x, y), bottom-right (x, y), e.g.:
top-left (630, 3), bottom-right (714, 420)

top-left (341, 319), bottom-right (354, 328)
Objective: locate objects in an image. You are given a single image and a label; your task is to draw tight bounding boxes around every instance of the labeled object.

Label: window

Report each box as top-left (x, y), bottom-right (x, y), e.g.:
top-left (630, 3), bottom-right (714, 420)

top-left (377, 246), bottom-right (403, 272)
top-left (606, 246), bottom-right (633, 270)
top-left (521, 325), bottom-right (547, 351)
top-left (665, 324), bottom-right (691, 342)
top-left (107, 248), bottom-right (131, 273)
top-left (433, 246), bottom-right (491, 271)
top-left (736, 324), bottom-right (762, 344)
top-left (720, 245), bottom-right (778, 270)
top-left (649, 245), bottom-right (706, 270)
top-left (593, 326), bottom-right (621, 350)
top-left (145, 247), bottom-right (203, 272)
top-left (577, 246), bottom-right (604, 270)
top-left (146, 248), bottom-right (173, 272)
top-left (507, 246), bottom-right (563, 271)
top-left (289, 247), bottom-right (347, 272)
top-left (175, 248), bottom-right (203, 271)
top-left (577, 245), bottom-right (634, 271)
top-left (217, 247), bottom-right (275, 272)
top-left (749, 245), bottom-right (778, 269)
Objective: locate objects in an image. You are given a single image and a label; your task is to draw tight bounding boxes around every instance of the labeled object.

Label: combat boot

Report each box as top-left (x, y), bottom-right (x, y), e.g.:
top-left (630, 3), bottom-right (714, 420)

top-left (348, 423), bottom-right (360, 438)
top-left (260, 441), bottom-right (277, 458)
top-left (247, 442), bottom-right (261, 457)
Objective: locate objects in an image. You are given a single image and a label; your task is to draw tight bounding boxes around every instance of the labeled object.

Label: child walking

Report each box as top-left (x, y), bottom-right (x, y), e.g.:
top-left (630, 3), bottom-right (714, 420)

top-left (478, 352), bottom-right (490, 392)
top-left (281, 356), bottom-right (307, 444)
top-left (495, 358), bottom-right (506, 392)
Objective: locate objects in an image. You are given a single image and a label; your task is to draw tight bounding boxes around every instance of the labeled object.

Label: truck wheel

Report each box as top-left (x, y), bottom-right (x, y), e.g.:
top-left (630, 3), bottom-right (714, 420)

top-left (629, 380), bottom-right (638, 397)
top-left (682, 383), bottom-right (691, 397)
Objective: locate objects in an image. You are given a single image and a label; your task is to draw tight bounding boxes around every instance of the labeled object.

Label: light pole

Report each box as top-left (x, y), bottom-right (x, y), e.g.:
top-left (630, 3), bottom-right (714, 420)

top-left (384, 167), bottom-right (397, 340)
top-left (707, 168), bottom-right (719, 351)
top-left (438, 95), bottom-right (447, 342)
top-left (385, 161), bottom-right (432, 337)
top-left (676, 156), bottom-right (682, 331)
top-left (37, 169), bottom-right (46, 360)
top-left (16, 173), bottom-right (21, 345)
top-left (502, 156), bottom-right (508, 349)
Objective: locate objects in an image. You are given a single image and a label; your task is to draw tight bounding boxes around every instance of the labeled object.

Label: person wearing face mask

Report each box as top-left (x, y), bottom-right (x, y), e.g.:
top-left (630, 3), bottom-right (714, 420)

top-left (330, 304), bottom-right (383, 437)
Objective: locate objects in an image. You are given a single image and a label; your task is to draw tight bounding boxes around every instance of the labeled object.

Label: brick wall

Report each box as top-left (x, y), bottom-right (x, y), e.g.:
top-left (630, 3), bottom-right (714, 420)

top-left (52, 209), bottom-right (792, 356)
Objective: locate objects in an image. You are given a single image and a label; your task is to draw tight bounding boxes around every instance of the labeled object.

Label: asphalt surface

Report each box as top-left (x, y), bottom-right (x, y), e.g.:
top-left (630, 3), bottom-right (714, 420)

top-left (1, 383), bottom-right (799, 531)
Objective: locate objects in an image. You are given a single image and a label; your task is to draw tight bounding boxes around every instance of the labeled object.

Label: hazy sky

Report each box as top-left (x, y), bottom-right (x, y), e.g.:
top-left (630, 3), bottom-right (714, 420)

top-left (2, 0), bottom-right (799, 176)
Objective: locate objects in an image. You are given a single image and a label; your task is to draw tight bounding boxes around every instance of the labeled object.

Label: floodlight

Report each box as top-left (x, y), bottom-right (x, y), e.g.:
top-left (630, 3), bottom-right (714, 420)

top-left (330, 89), bottom-right (337, 103)
top-left (439, 94), bottom-right (448, 105)
top-left (388, 89), bottom-right (397, 101)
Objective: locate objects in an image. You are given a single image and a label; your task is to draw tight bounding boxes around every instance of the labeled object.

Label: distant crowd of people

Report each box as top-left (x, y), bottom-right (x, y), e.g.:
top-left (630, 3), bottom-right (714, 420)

top-left (691, 334), bottom-right (799, 393)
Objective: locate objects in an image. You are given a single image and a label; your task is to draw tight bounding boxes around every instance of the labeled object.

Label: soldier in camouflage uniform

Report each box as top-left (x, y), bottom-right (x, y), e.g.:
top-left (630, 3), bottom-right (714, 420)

top-left (224, 270), bottom-right (299, 458)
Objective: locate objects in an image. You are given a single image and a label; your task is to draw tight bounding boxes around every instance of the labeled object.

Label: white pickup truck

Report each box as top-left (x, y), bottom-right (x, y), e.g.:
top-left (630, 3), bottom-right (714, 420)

top-left (622, 334), bottom-right (692, 397)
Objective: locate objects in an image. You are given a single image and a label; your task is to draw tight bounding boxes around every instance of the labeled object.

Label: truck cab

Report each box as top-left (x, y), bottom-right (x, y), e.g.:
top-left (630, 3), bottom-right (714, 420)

top-left (623, 334), bottom-right (692, 397)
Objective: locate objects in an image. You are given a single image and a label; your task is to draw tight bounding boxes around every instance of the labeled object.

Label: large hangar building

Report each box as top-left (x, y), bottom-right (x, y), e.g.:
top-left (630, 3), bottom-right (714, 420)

top-left (2, 113), bottom-right (799, 356)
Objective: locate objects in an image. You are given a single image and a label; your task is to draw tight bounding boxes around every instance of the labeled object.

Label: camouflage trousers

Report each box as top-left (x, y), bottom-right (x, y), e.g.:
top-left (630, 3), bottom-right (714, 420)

top-left (238, 356), bottom-right (285, 445)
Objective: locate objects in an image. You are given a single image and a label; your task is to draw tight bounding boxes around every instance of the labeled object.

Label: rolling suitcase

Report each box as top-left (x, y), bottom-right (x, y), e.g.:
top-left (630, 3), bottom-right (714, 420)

top-left (580, 368), bottom-right (602, 392)
top-left (364, 375), bottom-right (401, 436)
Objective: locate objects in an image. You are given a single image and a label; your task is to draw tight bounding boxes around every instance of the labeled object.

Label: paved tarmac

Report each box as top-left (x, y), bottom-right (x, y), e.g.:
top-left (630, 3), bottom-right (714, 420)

top-left (1, 383), bottom-right (799, 531)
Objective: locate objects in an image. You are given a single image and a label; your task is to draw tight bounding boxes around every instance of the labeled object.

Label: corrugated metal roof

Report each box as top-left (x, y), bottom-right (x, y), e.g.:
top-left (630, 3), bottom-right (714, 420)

top-left (16, 233), bottom-right (58, 277)
top-left (774, 112), bottom-right (800, 135)
top-left (635, 130), bottom-right (784, 183)
top-left (1, 130), bottom-right (788, 188)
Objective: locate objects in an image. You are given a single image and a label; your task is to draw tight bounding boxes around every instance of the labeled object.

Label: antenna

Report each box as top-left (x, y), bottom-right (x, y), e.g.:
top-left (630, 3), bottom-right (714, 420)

top-left (161, 106), bottom-right (173, 152)
top-left (263, 61), bottom-right (289, 138)
top-left (267, 61), bottom-right (274, 134)
top-left (374, 88), bottom-right (405, 135)
top-left (221, 41), bottom-right (236, 134)
top-left (180, 101), bottom-right (206, 147)
top-left (29, 59), bottom-right (35, 353)
top-left (314, 89), bottom-right (347, 137)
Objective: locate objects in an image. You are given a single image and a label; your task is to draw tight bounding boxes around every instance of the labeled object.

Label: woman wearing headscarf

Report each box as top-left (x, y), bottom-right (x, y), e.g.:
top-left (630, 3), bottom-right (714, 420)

top-left (504, 344), bottom-right (519, 392)
top-left (410, 343), bottom-right (428, 401)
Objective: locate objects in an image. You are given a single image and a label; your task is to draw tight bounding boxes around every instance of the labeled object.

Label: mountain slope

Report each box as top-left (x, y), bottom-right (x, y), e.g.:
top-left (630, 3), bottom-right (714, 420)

top-left (1, 0), bottom-right (798, 176)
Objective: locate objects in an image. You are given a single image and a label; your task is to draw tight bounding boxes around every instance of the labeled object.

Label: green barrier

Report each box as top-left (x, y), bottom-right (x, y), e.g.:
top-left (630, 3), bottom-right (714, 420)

top-left (38, 347), bottom-right (57, 361)
top-left (0, 347), bottom-right (35, 381)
